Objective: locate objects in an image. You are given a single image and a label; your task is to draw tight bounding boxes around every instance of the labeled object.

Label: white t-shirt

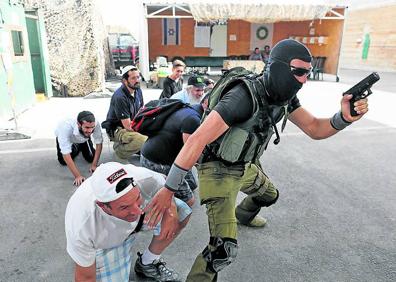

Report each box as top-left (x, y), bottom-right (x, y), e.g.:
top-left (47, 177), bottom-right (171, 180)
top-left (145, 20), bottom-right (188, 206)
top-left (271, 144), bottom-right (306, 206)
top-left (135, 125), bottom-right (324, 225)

top-left (65, 165), bottom-right (165, 267)
top-left (55, 118), bottom-right (103, 154)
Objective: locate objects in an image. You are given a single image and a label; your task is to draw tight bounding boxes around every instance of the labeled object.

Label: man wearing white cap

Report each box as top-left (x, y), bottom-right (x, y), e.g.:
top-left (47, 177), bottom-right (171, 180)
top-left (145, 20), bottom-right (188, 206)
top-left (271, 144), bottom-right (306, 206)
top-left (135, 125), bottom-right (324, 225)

top-left (101, 66), bottom-right (147, 160)
top-left (65, 162), bottom-right (191, 281)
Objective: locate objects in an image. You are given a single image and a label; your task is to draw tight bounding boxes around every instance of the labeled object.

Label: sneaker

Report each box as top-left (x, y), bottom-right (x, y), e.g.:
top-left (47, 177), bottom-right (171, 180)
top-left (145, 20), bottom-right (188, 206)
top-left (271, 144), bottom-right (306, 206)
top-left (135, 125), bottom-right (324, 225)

top-left (238, 215), bottom-right (267, 228)
top-left (134, 252), bottom-right (181, 282)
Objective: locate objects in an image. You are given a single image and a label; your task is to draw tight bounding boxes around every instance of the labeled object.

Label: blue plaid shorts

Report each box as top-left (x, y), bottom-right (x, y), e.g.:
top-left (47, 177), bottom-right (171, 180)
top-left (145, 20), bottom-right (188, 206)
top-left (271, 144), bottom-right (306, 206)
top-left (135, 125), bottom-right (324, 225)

top-left (95, 198), bottom-right (191, 281)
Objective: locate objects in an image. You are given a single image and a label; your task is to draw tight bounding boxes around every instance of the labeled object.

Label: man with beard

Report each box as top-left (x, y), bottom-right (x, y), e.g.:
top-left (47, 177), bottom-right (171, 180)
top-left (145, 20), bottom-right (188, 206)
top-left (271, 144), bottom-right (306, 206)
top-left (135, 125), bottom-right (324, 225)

top-left (102, 66), bottom-right (147, 160)
top-left (171, 75), bottom-right (206, 105)
top-left (55, 111), bottom-right (103, 186)
top-left (142, 39), bottom-right (371, 281)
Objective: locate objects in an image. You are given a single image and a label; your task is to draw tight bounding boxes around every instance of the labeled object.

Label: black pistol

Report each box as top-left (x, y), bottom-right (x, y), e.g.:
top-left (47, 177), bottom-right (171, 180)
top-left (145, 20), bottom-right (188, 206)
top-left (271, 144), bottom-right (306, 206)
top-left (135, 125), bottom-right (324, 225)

top-left (343, 72), bottom-right (380, 116)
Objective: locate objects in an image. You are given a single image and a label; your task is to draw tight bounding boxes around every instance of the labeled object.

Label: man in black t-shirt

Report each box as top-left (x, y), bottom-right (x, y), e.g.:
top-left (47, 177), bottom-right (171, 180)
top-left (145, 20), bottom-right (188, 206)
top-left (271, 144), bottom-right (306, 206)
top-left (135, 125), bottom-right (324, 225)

top-left (143, 39), bottom-right (371, 281)
top-left (102, 66), bottom-right (147, 160)
top-left (159, 60), bottom-right (185, 99)
top-left (140, 96), bottom-right (209, 207)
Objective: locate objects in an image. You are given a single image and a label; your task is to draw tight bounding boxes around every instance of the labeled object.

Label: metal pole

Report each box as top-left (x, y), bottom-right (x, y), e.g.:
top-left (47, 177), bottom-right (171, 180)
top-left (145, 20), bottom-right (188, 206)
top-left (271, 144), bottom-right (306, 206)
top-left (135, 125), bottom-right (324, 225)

top-left (336, 7), bottom-right (349, 83)
top-left (139, 2), bottom-right (150, 83)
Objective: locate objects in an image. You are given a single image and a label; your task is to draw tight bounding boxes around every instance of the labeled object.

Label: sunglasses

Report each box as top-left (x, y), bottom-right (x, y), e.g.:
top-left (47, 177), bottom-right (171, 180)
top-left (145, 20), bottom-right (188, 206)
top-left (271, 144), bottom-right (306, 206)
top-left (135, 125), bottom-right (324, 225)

top-left (276, 60), bottom-right (312, 77)
top-left (290, 66), bottom-right (312, 77)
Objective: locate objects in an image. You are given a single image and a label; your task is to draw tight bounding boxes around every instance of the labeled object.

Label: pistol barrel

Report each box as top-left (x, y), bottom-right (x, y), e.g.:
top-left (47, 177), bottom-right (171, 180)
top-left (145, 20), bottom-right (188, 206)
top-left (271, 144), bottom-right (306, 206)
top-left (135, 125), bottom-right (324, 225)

top-left (343, 72), bottom-right (380, 95)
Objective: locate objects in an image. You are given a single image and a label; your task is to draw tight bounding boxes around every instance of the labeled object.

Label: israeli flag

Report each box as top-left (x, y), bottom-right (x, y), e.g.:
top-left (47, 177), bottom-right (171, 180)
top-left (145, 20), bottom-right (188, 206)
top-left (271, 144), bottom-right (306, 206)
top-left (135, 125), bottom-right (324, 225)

top-left (162, 18), bottom-right (180, 45)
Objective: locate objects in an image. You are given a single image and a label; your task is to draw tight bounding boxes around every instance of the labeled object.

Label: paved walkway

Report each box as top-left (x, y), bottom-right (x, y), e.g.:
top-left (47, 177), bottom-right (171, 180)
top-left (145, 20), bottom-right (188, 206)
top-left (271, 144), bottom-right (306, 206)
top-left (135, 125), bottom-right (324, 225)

top-left (0, 79), bottom-right (395, 282)
top-left (338, 68), bottom-right (396, 93)
top-left (1, 75), bottom-right (393, 141)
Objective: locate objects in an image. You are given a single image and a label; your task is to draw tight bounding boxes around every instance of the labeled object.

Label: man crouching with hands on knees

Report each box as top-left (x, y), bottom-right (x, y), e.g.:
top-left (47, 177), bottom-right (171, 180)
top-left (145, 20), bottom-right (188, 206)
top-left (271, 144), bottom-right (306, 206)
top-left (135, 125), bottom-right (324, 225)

top-left (65, 162), bottom-right (191, 281)
top-left (143, 39), bottom-right (370, 281)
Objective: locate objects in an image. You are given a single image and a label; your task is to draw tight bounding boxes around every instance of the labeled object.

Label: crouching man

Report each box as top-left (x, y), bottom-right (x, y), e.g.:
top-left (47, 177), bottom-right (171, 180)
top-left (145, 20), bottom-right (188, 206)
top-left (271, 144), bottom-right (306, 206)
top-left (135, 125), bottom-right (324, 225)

top-left (65, 162), bottom-right (191, 281)
top-left (55, 111), bottom-right (103, 186)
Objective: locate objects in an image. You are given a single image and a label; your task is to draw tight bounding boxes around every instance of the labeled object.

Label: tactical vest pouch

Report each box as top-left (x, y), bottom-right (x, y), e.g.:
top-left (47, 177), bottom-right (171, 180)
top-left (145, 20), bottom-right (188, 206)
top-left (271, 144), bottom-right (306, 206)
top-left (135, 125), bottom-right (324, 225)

top-left (242, 134), bottom-right (260, 162)
top-left (217, 127), bottom-right (249, 163)
top-left (240, 128), bottom-right (274, 162)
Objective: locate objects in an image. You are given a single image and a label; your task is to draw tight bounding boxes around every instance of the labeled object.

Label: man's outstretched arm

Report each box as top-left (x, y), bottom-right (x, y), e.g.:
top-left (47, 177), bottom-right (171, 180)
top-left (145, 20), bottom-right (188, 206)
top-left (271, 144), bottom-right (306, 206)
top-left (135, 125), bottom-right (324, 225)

top-left (89, 143), bottom-right (103, 173)
top-left (289, 94), bottom-right (369, 140)
top-left (63, 154), bottom-right (85, 186)
top-left (144, 110), bottom-right (229, 228)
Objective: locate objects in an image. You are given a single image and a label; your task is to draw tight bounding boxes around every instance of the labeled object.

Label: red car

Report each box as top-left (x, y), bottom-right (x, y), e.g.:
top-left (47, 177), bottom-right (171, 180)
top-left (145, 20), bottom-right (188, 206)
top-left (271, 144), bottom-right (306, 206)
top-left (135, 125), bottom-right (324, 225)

top-left (108, 33), bottom-right (139, 69)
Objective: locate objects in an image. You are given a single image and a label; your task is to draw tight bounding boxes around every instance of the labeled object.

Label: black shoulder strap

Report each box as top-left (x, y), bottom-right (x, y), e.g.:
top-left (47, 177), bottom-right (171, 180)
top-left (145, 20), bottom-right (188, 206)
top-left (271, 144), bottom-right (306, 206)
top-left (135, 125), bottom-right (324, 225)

top-left (132, 213), bottom-right (145, 234)
top-left (246, 78), bottom-right (281, 146)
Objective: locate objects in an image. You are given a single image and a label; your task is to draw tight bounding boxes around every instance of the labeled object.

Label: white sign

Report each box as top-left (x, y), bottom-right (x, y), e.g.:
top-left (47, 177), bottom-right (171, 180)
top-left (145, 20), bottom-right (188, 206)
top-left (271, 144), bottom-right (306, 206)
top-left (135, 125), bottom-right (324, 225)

top-left (194, 25), bottom-right (210, 48)
top-left (250, 23), bottom-right (273, 51)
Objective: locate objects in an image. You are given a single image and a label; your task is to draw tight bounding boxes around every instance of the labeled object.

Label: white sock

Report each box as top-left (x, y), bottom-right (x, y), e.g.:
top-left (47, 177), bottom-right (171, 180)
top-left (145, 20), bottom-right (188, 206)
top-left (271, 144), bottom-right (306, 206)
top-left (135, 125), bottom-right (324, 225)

top-left (141, 248), bottom-right (161, 265)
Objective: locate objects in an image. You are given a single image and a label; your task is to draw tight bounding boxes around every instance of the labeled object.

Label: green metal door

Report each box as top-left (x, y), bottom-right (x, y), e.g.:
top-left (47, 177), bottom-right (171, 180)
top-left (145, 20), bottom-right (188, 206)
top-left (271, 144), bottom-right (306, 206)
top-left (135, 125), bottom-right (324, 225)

top-left (26, 17), bottom-right (45, 93)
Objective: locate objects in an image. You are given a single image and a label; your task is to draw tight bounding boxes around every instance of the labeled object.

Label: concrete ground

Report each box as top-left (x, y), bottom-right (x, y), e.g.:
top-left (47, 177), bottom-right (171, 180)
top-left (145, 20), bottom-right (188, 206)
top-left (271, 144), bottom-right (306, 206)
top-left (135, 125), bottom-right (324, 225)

top-left (0, 75), bottom-right (395, 282)
top-left (338, 68), bottom-right (396, 93)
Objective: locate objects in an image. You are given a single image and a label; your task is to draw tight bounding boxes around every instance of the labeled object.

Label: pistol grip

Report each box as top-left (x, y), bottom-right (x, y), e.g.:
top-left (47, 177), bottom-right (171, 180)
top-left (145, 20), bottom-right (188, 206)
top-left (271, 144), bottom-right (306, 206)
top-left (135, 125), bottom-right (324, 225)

top-left (349, 97), bottom-right (359, 116)
top-left (349, 98), bottom-right (359, 117)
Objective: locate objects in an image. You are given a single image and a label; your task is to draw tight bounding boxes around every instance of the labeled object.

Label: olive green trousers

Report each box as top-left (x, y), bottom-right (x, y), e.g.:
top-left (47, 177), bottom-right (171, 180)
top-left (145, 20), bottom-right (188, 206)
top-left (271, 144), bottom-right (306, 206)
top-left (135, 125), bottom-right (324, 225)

top-left (186, 161), bottom-right (278, 282)
top-left (113, 128), bottom-right (147, 160)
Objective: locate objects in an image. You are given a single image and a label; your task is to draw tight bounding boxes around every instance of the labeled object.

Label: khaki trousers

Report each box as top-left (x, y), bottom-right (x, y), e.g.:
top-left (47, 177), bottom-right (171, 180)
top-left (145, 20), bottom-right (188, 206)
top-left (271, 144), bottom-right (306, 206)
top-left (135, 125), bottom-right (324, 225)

top-left (113, 128), bottom-right (147, 160)
top-left (186, 161), bottom-right (278, 282)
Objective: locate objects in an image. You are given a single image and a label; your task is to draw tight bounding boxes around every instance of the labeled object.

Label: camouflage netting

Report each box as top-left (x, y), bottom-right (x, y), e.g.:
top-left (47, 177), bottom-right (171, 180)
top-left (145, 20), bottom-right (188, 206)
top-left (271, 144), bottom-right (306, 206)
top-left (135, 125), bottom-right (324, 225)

top-left (25, 0), bottom-right (115, 96)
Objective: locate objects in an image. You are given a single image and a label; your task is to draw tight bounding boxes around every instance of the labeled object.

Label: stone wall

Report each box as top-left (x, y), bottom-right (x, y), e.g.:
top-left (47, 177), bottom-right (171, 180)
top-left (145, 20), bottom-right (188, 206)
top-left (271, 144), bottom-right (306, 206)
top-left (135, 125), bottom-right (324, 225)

top-left (25, 0), bottom-right (115, 96)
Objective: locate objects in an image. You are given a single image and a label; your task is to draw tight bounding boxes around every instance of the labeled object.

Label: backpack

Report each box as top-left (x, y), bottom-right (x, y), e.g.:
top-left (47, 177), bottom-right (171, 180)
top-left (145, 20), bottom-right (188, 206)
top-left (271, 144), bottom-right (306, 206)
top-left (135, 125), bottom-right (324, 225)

top-left (131, 98), bottom-right (189, 137)
top-left (203, 67), bottom-right (262, 118)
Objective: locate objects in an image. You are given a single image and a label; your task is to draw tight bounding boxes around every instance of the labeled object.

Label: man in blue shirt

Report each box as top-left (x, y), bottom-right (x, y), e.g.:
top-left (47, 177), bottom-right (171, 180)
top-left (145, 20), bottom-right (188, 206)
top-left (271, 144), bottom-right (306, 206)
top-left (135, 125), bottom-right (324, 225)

top-left (140, 95), bottom-right (209, 207)
top-left (102, 66), bottom-right (147, 160)
top-left (171, 75), bottom-right (205, 105)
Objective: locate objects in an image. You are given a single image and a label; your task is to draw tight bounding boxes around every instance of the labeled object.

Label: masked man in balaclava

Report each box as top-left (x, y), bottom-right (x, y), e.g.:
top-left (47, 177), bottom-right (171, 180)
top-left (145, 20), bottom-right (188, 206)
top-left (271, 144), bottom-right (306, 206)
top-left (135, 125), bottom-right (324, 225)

top-left (102, 66), bottom-right (148, 161)
top-left (142, 39), bottom-right (370, 281)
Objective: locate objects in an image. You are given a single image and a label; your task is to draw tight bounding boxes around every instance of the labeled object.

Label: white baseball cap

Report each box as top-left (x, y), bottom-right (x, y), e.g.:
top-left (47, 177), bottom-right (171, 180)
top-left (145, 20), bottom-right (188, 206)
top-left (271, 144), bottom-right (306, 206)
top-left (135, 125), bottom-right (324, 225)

top-left (121, 65), bottom-right (138, 77)
top-left (91, 162), bottom-right (137, 202)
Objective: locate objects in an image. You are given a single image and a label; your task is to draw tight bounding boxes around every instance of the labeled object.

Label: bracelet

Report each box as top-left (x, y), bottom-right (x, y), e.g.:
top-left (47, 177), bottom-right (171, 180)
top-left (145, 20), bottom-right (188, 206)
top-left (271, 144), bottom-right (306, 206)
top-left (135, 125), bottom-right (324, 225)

top-left (330, 111), bottom-right (352, 130)
top-left (165, 164), bottom-right (188, 192)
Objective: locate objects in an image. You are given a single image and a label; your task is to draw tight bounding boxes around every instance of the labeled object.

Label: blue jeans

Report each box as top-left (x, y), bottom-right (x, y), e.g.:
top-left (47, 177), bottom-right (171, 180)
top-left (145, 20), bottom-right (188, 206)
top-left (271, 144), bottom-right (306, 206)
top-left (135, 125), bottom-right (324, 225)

top-left (140, 154), bottom-right (197, 203)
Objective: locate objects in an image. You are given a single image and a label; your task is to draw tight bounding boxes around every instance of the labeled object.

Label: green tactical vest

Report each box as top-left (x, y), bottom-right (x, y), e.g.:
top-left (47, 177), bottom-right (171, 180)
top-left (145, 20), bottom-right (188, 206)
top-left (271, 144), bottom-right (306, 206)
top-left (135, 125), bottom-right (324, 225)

top-left (202, 67), bottom-right (275, 164)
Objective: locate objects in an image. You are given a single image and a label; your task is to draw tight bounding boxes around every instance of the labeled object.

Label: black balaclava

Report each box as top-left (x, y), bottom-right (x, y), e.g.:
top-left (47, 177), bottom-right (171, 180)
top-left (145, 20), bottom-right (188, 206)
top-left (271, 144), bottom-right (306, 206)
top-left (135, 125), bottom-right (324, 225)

top-left (263, 39), bottom-right (312, 105)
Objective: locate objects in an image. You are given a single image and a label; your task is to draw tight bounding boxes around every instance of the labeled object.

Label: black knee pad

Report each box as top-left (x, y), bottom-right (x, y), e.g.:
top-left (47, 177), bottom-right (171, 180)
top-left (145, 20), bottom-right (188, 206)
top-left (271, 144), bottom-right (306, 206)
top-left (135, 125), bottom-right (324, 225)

top-left (202, 237), bottom-right (238, 273)
top-left (253, 189), bottom-right (279, 207)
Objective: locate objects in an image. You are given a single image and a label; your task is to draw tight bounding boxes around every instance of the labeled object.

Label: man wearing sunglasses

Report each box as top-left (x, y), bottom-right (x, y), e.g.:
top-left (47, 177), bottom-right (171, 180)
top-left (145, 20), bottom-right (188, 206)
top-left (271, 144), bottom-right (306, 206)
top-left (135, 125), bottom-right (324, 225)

top-left (143, 39), bottom-right (370, 281)
top-left (65, 162), bottom-right (191, 281)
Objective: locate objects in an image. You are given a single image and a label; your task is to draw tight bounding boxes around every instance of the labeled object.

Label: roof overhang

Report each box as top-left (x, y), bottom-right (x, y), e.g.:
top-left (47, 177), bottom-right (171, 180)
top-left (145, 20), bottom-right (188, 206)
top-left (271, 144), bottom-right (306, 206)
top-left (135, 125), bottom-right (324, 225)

top-left (144, 0), bottom-right (346, 22)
